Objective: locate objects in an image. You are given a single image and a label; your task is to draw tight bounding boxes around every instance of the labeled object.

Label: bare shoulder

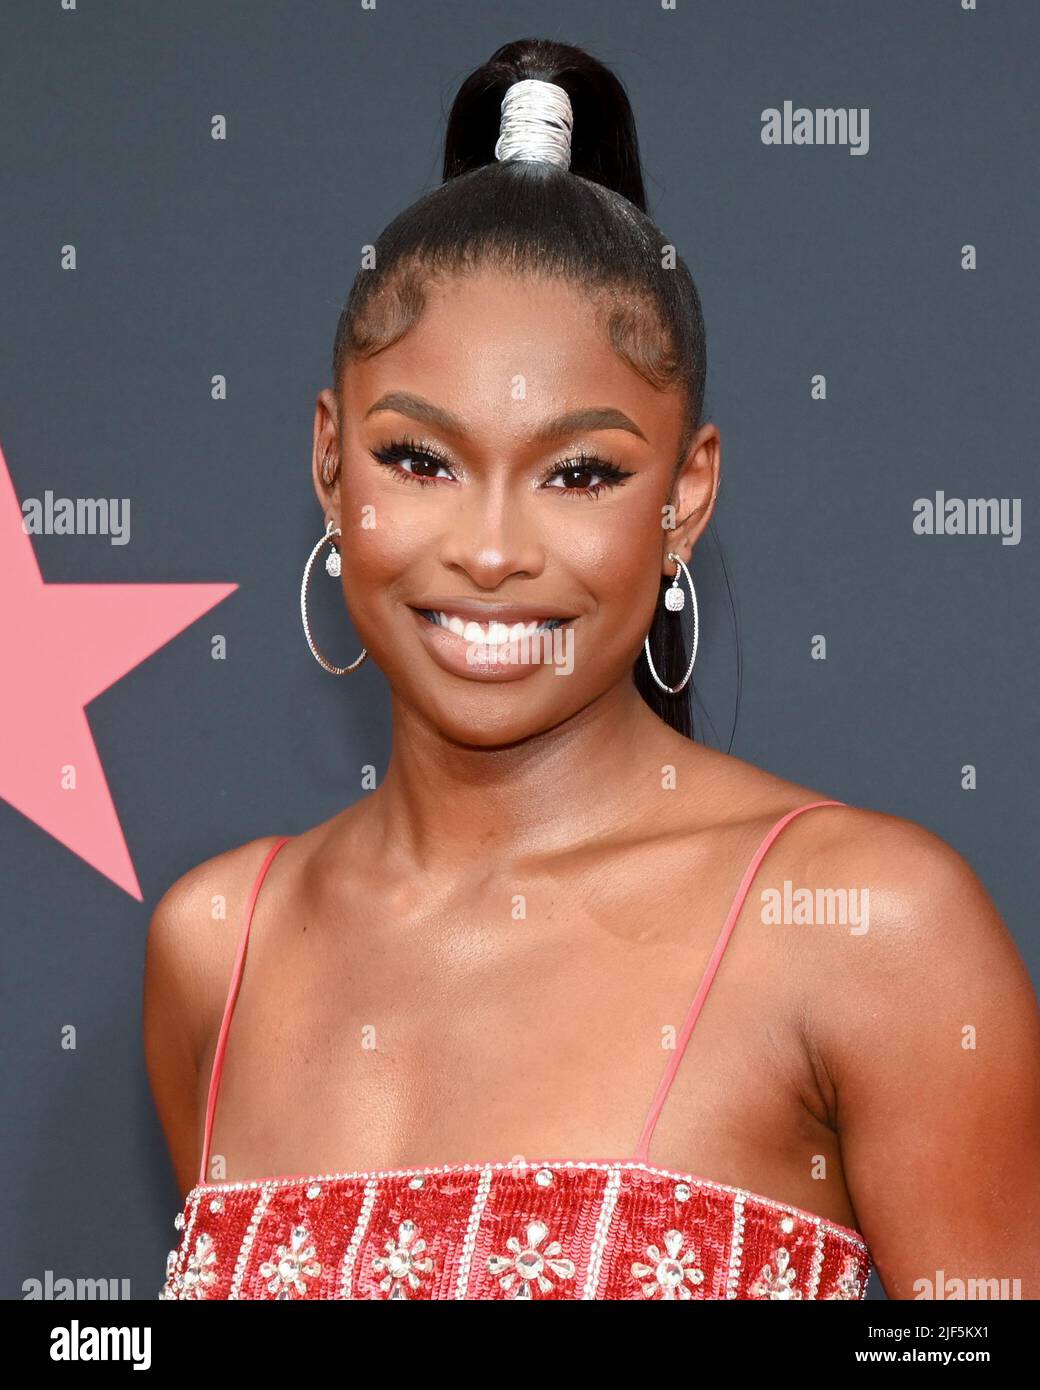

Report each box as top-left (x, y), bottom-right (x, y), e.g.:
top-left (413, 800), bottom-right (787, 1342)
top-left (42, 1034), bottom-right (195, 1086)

top-left (702, 749), bottom-right (1026, 978)
top-left (786, 797), bottom-right (1039, 1069)
top-left (666, 740), bottom-right (1033, 1044)
top-left (687, 751), bottom-right (1040, 1292)
top-left (671, 741), bottom-right (1005, 941)
top-left (142, 834), bottom-right (288, 1196)
top-left (783, 801), bottom-right (1040, 1295)
top-left (143, 836), bottom-right (289, 1055)
top-left (786, 798), bottom-right (1014, 955)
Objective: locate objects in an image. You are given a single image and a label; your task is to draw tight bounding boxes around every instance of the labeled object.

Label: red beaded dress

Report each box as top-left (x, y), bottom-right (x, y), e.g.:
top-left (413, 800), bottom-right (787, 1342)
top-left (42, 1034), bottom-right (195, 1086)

top-left (160, 799), bottom-right (873, 1300)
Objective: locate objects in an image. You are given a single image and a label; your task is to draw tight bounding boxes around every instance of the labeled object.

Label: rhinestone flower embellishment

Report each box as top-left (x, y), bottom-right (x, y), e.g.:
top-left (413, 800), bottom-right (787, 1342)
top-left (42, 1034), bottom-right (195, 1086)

top-left (179, 1232), bottom-right (218, 1299)
top-left (825, 1254), bottom-right (864, 1300)
top-left (632, 1229), bottom-right (706, 1299)
top-left (258, 1225), bottom-right (323, 1299)
top-left (749, 1246), bottom-right (802, 1300)
top-left (371, 1219), bottom-right (435, 1299)
top-left (487, 1219), bottom-right (576, 1299)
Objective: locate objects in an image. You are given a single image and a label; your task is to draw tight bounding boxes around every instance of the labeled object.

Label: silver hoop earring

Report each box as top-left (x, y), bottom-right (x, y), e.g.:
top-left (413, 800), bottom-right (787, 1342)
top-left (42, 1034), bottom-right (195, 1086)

top-left (643, 552), bottom-right (699, 694)
top-left (300, 519), bottom-right (368, 676)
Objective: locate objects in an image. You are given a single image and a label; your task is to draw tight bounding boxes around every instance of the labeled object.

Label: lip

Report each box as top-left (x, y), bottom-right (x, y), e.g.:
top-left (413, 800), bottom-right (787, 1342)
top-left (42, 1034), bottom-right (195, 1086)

top-left (407, 604), bottom-right (575, 683)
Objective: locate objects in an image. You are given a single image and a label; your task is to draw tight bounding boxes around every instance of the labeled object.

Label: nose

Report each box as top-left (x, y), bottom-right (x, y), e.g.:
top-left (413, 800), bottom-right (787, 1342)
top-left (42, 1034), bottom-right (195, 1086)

top-left (436, 475), bottom-right (545, 588)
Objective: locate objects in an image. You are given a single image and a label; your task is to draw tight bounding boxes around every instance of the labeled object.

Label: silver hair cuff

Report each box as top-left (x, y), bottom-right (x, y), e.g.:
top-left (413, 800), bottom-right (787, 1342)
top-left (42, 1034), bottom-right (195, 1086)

top-left (494, 78), bottom-right (574, 170)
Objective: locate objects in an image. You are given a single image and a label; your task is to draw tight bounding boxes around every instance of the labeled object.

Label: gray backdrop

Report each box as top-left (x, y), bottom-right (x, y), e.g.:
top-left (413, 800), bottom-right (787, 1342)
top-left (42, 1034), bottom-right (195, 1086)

top-left (1, 0), bottom-right (1036, 1302)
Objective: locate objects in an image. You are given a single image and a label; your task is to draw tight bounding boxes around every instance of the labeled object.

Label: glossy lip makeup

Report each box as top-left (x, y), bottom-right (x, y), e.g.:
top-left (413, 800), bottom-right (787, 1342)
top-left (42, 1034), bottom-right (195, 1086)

top-left (408, 597), bottom-right (577, 682)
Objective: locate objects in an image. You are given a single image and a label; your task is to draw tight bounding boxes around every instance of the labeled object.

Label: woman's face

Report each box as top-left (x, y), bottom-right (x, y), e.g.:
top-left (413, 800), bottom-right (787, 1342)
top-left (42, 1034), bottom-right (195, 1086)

top-left (313, 269), bottom-right (718, 747)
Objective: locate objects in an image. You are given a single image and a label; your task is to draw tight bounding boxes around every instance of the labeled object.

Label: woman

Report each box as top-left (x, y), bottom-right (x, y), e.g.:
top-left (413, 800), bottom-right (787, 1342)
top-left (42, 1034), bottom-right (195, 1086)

top-left (145, 38), bottom-right (1040, 1301)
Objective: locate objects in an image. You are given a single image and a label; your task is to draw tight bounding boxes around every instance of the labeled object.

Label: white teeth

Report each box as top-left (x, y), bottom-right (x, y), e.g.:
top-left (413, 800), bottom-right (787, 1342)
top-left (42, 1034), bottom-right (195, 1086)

top-left (429, 610), bottom-right (555, 643)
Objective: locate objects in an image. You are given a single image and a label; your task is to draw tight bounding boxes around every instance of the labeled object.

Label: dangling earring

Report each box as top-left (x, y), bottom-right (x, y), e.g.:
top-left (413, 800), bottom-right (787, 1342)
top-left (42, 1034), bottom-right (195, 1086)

top-left (643, 551), bottom-right (698, 694)
top-left (318, 458), bottom-right (343, 578)
top-left (300, 518), bottom-right (367, 675)
top-left (319, 456), bottom-right (342, 576)
top-left (325, 531), bottom-right (341, 578)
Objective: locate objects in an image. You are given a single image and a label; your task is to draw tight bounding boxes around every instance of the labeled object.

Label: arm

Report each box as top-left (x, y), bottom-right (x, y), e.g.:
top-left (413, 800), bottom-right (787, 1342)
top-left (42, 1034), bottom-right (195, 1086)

top-left (142, 837), bottom-right (275, 1199)
top-left (142, 872), bottom-right (209, 1200)
top-left (809, 811), bottom-right (1040, 1300)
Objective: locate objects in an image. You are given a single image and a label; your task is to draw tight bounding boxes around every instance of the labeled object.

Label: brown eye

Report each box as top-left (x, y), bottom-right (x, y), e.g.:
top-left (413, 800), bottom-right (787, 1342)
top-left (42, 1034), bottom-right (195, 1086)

top-left (543, 455), bottom-right (633, 495)
top-left (372, 440), bottom-right (455, 484)
top-left (399, 454), bottom-right (450, 479)
top-left (554, 464), bottom-right (600, 490)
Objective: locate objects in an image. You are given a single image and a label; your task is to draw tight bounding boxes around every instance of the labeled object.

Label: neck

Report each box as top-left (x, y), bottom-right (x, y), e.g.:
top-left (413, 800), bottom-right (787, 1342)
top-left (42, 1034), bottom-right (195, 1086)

top-left (368, 679), bottom-right (686, 870)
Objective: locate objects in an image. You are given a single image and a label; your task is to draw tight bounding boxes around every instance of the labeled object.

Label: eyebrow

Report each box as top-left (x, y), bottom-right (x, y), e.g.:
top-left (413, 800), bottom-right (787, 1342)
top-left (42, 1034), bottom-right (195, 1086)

top-left (364, 391), bottom-right (648, 444)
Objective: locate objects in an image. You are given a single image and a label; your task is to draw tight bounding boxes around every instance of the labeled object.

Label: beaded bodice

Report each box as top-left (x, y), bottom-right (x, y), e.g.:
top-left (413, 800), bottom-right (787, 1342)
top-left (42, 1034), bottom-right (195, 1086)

top-left (161, 1159), bottom-right (870, 1300)
top-left (159, 800), bottom-right (874, 1300)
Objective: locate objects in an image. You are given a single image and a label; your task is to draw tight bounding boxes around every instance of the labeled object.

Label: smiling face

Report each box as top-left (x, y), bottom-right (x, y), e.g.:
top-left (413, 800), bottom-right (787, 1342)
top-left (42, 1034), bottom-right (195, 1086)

top-left (312, 269), bottom-right (719, 748)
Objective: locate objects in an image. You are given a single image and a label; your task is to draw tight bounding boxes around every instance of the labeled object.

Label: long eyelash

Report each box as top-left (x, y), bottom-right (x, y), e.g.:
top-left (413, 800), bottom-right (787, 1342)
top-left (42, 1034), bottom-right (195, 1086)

top-left (542, 451), bottom-right (634, 498)
top-left (371, 439), bottom-right (633, 497)
top-left (371, 437), bottom-right (454, 486)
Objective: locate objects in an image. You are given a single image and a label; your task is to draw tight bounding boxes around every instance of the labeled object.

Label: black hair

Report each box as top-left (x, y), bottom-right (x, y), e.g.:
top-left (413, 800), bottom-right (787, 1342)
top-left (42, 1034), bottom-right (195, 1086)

top-left (333, 37), bottom-right (739, 745)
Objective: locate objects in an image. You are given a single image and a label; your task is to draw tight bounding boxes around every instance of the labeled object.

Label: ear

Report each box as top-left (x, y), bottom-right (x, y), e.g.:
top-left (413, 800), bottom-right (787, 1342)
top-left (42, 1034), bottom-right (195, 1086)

top-left (662, 423), bottom-right (720, 576)
top-left (311, 388), bottom-right (342, 525)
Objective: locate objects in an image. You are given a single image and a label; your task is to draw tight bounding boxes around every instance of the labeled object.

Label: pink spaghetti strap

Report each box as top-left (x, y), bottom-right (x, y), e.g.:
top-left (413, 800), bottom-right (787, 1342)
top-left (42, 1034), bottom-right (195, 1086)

top-left (197, 835), bottom-right (294, 1186)
top-left (631, 799), bottom-right (846, 1165)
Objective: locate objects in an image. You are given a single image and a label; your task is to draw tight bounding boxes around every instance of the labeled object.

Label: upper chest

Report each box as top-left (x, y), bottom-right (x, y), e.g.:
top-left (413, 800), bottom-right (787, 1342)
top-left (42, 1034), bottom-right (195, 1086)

top-left (198, 829), bottom-right (842, 1173)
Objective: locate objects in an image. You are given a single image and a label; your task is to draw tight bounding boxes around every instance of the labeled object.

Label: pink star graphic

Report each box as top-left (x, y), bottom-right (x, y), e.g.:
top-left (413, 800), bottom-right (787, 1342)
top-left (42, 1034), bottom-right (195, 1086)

top-left (0, 442), bottom-right (237, 899)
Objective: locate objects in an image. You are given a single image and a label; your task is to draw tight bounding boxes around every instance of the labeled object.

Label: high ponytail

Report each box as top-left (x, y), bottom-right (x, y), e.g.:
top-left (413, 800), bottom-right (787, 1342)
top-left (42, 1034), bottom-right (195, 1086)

top-left (333, 38), bottom-right (719, 744)
top-left (442, 38), bottom-right (647, 210)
